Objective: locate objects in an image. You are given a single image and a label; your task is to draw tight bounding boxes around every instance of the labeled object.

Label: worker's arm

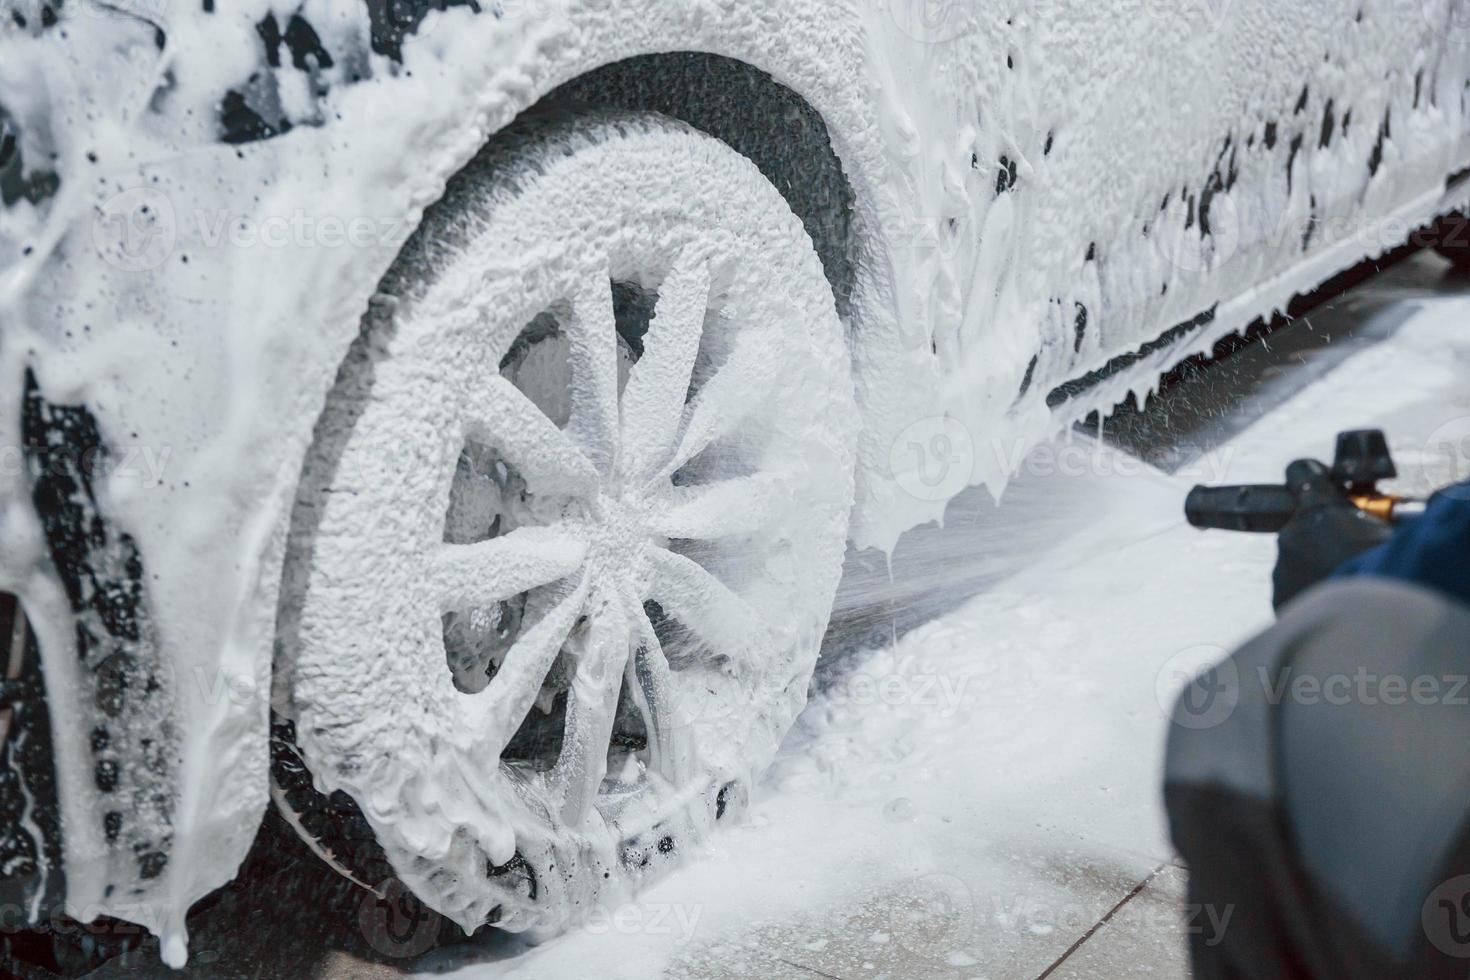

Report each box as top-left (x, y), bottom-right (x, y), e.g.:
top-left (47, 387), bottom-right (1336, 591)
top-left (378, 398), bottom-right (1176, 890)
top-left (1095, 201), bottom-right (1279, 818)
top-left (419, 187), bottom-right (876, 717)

top-left (1166, 481), bottom-right (1470, 978)
top-left (1332, 484), bottom-right (1470, 607)
top-left (1275, 475), bottom-right (1470, 610)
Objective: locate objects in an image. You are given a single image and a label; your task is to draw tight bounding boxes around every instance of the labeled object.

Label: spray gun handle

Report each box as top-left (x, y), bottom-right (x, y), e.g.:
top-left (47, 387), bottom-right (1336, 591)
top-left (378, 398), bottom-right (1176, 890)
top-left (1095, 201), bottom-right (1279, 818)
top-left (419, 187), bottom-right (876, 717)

top-left (1185, 484), bottom-right (1299, 533)
top-left (1185, 432), bottom-right (1426, 534)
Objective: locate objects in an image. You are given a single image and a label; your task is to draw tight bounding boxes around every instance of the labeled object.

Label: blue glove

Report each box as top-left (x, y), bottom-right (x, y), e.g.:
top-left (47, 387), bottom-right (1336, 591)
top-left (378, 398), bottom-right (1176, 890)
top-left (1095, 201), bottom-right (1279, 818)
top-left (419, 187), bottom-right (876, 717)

top-left (1333, 482), bottom-right (1470, 608)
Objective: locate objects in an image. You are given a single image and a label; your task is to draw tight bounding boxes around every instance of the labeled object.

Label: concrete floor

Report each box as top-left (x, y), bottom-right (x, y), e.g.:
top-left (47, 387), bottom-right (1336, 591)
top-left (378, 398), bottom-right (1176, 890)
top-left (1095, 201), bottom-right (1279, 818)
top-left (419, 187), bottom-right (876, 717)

top-left (67, 249), bottom-right (1470, 979)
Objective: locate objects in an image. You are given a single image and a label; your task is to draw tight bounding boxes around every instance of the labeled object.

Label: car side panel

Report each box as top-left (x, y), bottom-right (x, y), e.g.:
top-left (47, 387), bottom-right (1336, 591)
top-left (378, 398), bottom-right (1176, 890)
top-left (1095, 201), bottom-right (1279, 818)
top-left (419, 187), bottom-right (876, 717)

top-left (868, 0), bottom-right (1470, 538)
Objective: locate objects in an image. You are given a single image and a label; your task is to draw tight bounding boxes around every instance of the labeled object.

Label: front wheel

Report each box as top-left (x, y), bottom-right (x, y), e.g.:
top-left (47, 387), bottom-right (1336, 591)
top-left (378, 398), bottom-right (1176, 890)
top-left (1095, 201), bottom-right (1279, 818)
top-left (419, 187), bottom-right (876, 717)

top-left (275, 110), bottom-right (857, 935)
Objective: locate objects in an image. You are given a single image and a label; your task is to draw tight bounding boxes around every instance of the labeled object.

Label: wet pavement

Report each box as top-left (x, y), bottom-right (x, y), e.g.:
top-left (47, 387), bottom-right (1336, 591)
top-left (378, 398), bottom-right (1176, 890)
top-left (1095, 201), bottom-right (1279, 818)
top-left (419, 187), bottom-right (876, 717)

top-left (45, 248), bottom-right (1470, 979)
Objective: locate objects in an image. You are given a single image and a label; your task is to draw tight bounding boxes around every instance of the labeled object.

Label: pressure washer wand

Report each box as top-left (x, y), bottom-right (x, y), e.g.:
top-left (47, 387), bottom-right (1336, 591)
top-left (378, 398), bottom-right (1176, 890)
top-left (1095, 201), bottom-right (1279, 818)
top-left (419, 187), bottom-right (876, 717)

top-left (1185, 430), bottom-right (1429, 534)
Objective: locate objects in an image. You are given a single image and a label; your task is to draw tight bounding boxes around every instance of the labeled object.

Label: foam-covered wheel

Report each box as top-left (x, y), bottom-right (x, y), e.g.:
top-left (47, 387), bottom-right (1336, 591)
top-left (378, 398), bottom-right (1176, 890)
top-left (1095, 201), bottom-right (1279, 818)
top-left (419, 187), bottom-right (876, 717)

top-left (274, 110), bottom-right (857, 936)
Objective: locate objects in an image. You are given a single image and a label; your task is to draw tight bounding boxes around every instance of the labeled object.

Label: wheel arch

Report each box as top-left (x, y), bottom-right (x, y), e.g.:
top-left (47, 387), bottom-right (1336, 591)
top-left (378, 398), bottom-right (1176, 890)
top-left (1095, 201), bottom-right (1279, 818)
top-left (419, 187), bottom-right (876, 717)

top-left (537, 52), bottom-right (862, 322)
top-left (470, 32), bottom-right (915, 555)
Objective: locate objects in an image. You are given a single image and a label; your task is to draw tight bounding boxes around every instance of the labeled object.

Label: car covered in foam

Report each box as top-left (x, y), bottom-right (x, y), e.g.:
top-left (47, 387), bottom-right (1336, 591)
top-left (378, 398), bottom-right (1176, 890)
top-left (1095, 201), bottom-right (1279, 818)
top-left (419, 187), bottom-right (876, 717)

top-left (0, 0), bottom-right (1467, 965)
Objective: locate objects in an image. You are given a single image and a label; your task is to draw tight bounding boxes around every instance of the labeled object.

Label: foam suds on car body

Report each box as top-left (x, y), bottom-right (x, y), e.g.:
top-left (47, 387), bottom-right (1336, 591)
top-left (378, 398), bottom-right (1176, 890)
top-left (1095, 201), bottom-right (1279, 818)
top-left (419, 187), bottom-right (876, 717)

top-left (0, 0), bottom-right (1467, 965)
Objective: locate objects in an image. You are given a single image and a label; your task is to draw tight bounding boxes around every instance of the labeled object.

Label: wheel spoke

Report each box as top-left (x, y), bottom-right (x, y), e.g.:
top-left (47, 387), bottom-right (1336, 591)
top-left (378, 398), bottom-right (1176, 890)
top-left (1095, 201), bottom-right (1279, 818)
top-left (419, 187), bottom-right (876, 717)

top-left (654, 330), bottom-right (777, 484)
top-left (566, 277), bottom-right (622, 478)
top-left (474, 573), bottom-right (588, 756)
top-left (466, 377), bottom-right (601, 499)
top-left (626, 594), bottom-right (693, 785)
top-left (432, 526), bottom-right (587, 613)
top-left (620, 253), bottom-right (712, 482)
top-left (554, 590), bottom-right (632, 827)
top-left (648, 548), bottom-right (769, 660)
top-left (649, 471), bottom-right (796, 541)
